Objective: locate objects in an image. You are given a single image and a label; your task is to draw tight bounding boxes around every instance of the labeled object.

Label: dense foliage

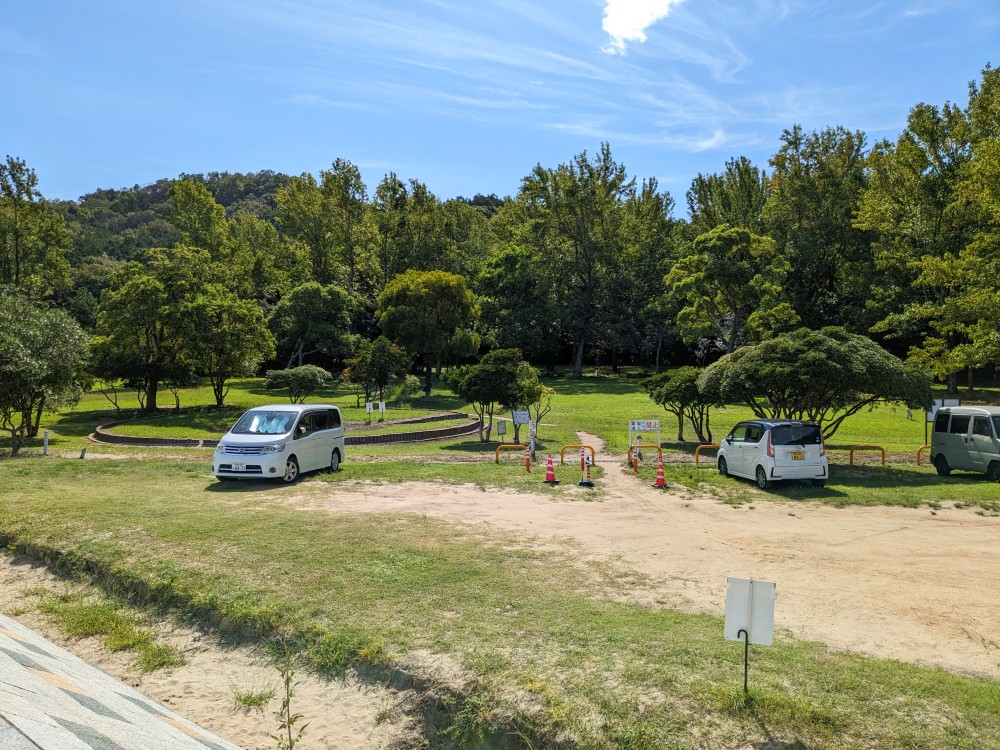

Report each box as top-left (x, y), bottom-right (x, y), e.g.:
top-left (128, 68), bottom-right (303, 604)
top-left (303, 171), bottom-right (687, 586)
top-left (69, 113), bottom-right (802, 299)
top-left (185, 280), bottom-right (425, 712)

top-left (2, 64), bottom-right (997, 435)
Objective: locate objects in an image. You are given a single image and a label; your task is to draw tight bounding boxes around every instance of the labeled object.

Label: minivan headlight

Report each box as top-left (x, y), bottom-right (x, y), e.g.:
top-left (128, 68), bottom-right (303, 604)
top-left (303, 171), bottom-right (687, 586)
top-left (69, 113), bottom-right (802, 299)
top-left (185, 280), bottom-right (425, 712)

top-left (215, 443), bottom-right (225, 454)
top-left (260, 443), bottom-right (286, 455)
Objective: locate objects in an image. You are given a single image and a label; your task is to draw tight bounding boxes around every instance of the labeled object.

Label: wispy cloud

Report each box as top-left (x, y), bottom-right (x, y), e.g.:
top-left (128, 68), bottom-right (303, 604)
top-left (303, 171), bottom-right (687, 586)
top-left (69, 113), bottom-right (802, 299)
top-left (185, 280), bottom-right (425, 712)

top-left (601, 0), bottom-right (687, 55)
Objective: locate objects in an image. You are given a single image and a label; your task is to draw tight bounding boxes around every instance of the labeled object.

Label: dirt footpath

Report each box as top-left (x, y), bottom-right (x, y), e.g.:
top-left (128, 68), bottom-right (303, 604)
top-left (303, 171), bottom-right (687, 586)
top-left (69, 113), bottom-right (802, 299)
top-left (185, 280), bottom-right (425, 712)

top-left (292, 433), bottom-right (1000, 681)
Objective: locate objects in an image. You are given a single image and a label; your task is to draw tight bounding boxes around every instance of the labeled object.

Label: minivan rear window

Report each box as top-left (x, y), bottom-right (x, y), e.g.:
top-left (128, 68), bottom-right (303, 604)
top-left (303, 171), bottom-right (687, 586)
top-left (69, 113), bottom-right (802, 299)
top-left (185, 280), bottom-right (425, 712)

top-left (934, 412), bottom-right (950, 433)
top-left (771, 424), bottom-right (822, 446)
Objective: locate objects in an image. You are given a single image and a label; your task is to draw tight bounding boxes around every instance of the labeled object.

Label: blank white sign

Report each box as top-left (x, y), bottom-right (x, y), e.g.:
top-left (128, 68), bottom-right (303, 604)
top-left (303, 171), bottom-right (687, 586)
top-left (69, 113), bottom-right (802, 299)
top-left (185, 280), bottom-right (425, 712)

top-left (725, 577), bottom-right (776, 646)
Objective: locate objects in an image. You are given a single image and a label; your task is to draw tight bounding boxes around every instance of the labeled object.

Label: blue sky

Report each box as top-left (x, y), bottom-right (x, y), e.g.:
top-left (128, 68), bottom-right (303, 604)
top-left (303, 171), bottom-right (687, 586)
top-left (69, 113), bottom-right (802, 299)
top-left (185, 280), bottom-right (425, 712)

top-left (2, 0), bottom-right (997, 214)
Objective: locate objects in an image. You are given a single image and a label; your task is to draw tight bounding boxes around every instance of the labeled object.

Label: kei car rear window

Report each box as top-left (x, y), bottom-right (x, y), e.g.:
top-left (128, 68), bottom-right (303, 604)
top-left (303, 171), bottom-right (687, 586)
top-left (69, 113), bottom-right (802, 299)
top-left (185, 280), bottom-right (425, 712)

top-left (770, 424), bottom-right (822, 446)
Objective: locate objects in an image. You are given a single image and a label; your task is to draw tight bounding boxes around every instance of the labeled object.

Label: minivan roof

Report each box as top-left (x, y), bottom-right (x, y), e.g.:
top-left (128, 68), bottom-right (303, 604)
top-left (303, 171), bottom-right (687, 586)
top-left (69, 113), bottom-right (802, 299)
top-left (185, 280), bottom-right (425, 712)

top-left (243, 404), bottom-right (339, 412)
top-left (737, 419), bottom-right (820, 427)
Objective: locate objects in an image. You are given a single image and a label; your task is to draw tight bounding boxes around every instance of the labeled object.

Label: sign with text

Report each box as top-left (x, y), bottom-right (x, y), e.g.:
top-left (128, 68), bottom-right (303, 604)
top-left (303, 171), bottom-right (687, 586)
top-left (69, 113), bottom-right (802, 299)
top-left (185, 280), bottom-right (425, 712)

top-left (512, 410), bottom-right (531, 425)
top-left (724, 577), bottom-right (775, 646)
top-left (629, 420), bottom-right (660, 431)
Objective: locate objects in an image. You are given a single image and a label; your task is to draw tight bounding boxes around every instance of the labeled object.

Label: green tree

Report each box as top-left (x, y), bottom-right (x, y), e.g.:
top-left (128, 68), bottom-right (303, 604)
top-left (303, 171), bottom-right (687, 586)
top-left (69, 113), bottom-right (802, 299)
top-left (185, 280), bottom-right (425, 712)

top-left (169, 180), bottom-right (228, 258)
top-left (446, 349), bottom-right (540, 442)
top-left (0, 156), bottom-right (73, 298)
top-left (764, 126), bottom-right (874, 329)
top-left (185, 290), bottom-right (276, 406)
top-left (699, 327), bottom-right (932, 439)
top-left (665, 226), bottom-right (796, 354)
top-left (519, 143), bottom-right (633, 377)
top-left (267, 282), bottom-right (356, 368)
top-left (644, 367), bottom-right (717, 443)
top-left (0, 293), bottom-right (89, 454)
top-left (265, 365), bottom-right (331, 403)
top-left (343, 336), bottom-right (410, 404)
top-left (377, 270), bottom-right (479, 395)
top-left (686, 155), bottom-right (768, 235)
top-left (92, 247), bottom-right (208, 411)
top-left (855, 87), bottom-right (976, 390)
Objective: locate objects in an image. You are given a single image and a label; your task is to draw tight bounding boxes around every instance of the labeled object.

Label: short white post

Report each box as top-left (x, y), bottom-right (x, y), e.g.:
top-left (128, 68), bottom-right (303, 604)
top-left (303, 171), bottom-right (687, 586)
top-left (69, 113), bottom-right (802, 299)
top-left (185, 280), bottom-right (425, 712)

top-left (43, 431), bottom-right (49, 456)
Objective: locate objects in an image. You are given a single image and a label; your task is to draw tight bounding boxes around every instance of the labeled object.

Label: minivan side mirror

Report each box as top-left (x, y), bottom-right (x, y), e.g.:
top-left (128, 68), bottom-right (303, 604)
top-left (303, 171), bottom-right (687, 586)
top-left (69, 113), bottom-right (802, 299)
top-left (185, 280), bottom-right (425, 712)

top-left (726, 436), bottom-right (733, 444)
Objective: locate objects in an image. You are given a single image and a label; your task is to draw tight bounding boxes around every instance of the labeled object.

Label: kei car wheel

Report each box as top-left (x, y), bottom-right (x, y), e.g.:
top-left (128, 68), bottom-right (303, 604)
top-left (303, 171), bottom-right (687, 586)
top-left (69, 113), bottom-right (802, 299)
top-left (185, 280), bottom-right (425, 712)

top-left (718, 456), bottom-right (729, 477)
top-left (755, 466), bottom-right (770, 490)
top-left (988, 461), bottom-right (1000, 483)
top-left (329, 449), bottom-right (341, 473)
top-left (934, 455), bottom-right (951, 477)
top-left (282, 456), bottom-right (300, 483)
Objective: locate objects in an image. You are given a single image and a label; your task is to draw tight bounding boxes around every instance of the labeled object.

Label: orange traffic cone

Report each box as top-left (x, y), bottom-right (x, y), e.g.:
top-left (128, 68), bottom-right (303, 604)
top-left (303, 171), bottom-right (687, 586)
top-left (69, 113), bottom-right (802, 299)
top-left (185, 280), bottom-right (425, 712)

top-left (525, 445), bottom-right (531, 473)
top-left (580, 447), bottom-right (585, 470)
top-left (652, 455), bottom-right (667, 488)
top-left (543, 454), bottom-right (559, 485)
top-left (578, 456), bottom-right (595, 488)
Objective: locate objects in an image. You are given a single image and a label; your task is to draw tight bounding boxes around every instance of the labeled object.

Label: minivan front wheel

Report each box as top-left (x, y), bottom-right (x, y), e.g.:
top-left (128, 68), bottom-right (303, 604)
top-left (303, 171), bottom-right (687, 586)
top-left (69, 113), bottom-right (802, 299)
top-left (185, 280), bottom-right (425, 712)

top-left (988, 461), bottom-right (1000, 483)
top-left (755, 466), bottom-right (770, 490)
top-left (282, 457), bottom-right (300, 483)
top-left (718, 456), bottom-right (729, 477)
top-left (329, 449), bottom-right (341, 473)
top-left (934, 455), bottom-right (951, 477)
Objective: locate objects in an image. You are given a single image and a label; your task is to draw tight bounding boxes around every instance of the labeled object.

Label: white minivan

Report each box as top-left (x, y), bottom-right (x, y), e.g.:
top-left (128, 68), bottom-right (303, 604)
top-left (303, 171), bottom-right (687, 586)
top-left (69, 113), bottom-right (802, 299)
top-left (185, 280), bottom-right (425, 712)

top-left (213, 404), bottom-right (345, 483)
top-left (930, 406), bottom-right (1000, 481)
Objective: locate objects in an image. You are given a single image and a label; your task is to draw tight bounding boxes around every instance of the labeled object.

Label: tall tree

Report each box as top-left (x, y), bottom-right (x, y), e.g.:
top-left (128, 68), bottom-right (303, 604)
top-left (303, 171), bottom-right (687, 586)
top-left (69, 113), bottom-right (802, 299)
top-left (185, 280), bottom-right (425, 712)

top-left (377, 270), bottom-right (479, 395)
top-left (765, 125), bottom-right (874, 329)
top-left (0, 156), bottom-right (73, 298)
top-left (92, 247), bottom-right (209, 411)
top-left (267, 281), bottom-right (356, 369)
top-left (855, 88), bottom-right (976, 390)
top-left (665, 226), bottom-right (796, 353)
top-left (185, 290), bottom-right (276, 406)
top-left (519, 143), bottom-right (634, 377)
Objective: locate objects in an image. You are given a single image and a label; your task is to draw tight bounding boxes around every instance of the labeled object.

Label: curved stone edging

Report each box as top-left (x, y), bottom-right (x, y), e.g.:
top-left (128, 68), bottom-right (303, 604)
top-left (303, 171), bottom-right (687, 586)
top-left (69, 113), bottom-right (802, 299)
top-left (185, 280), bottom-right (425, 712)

top-left (89, 412), bottom-right (482, 449)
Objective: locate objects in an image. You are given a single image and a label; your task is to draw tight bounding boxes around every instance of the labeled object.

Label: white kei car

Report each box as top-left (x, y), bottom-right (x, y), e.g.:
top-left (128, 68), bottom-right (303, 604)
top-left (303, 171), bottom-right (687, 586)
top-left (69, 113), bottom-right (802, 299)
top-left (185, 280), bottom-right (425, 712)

top-left (717, 420), bottom-right (828, 489)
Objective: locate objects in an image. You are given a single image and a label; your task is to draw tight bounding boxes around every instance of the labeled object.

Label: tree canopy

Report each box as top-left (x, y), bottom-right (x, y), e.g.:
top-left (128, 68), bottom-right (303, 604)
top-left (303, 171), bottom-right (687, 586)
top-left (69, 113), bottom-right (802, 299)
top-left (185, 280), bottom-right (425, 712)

top-left (699, 327), bottom-right (933, 438)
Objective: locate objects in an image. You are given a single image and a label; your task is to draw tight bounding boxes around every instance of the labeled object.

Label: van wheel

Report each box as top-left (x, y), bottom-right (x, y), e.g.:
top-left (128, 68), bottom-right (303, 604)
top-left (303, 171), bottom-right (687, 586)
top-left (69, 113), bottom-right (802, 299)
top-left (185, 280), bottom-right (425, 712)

top-left (329, 449), bottom-right (341, 473)
top-left (718, 456), bottom-right (729, 477)
top-left (282, 457), bottom-right (299, 483)
top-left (934, 455), bottom-right (951, 477)
top-left (988, 462), bottom-right (1000, 483)
top-left (755, 466), bottom-right (770, 490)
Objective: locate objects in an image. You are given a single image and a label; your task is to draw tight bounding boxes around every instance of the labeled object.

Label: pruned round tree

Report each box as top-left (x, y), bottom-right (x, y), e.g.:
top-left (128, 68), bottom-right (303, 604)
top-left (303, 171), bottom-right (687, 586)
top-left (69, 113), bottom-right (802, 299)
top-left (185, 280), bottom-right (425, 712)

top-left (644, 366), bottom-right (718, 443)
top-left (446, 349), bottom-right (540, 442)
top-left (699, 327), bottom-right (932, 439)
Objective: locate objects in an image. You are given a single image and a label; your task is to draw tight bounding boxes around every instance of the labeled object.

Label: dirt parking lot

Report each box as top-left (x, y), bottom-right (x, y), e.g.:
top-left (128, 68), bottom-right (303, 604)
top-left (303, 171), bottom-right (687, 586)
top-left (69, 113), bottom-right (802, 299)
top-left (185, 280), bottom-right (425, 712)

top-left (289, 434), bottom-right (1000, 681)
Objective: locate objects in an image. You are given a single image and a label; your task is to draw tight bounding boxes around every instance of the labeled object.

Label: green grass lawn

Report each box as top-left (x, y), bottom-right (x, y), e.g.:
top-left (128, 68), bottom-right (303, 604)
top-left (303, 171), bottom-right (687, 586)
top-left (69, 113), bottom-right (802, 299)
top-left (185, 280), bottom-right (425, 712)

top-left (1, 457), bottom-right (998, 749)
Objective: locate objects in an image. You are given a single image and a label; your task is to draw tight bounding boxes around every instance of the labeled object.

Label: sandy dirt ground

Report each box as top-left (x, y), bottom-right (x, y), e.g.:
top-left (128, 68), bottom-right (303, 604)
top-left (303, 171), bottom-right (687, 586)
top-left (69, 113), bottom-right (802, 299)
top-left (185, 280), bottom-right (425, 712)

top-left (3, 435), bottom-right (999, 748)
top-left (288, 432), bottom-right (1000, 681)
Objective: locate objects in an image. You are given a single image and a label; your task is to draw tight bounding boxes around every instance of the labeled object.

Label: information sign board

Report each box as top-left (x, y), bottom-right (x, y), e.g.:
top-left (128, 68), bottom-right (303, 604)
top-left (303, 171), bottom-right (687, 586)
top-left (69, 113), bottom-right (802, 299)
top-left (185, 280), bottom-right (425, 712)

top-left (724, 577), bottom-right (775, 646)
top-left (512, 410), bottom-right (531, 425)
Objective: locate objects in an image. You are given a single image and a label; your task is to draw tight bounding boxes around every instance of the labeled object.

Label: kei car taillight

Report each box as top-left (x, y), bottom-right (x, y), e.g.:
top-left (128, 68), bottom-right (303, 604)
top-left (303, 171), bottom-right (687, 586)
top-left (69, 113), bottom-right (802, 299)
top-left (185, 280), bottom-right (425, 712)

top-left (820, 437), bottom-right (826, 456)
top-left (767, 430), bottom-right (774, 458)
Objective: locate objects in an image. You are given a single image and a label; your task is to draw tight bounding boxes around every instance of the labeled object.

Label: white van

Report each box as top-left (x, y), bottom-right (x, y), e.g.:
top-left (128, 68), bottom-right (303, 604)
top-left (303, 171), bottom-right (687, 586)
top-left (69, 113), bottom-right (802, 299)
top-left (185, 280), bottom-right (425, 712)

top-left (930, 406), bottom-right (1000, 481)
top-left (213, 404), bottom-right (345, 483)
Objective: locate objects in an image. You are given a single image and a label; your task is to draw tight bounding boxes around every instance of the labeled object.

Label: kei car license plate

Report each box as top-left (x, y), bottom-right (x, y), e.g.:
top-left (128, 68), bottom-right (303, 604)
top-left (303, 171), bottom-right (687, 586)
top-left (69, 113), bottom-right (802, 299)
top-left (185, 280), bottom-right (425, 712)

top-left (231, 462), bottom-right (246, 472)
top-left (790, 452), bottom-right (804, 460)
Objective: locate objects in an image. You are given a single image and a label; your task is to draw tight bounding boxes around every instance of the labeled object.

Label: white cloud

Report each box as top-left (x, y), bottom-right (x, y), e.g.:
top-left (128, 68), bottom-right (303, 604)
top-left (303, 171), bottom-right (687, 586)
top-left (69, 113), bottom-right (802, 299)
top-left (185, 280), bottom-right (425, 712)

top-left (601, 0), bottom-right (687, 55)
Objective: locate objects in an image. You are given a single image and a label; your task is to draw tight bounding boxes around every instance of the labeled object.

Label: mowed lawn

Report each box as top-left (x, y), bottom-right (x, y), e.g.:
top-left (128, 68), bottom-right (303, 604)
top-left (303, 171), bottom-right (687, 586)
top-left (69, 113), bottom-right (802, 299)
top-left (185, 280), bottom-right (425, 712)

top-left (3, 374), bottom-right (1000, 747)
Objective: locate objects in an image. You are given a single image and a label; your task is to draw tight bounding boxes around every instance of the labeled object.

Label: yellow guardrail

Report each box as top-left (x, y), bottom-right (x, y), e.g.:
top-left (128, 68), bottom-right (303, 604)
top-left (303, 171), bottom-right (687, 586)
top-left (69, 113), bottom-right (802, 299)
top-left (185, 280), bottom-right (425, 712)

top-left (694, 443), bottom-right (720, 466)
top-left (849, 445), bottom-right (886, 466)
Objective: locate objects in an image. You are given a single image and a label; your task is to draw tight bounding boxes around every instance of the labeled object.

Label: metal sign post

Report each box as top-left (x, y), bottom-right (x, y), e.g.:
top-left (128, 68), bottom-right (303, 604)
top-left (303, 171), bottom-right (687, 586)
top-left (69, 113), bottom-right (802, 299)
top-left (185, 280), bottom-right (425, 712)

top-left (724, 577), bottom-right (776, 694)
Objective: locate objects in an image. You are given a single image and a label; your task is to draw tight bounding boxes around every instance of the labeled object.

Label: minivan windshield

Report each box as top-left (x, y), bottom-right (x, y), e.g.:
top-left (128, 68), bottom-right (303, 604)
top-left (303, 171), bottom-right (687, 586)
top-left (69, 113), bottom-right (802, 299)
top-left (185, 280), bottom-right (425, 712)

top-left (771, 424), bottom-right (822, 446)
top-left (231, 410), bottom-right (296, 435)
